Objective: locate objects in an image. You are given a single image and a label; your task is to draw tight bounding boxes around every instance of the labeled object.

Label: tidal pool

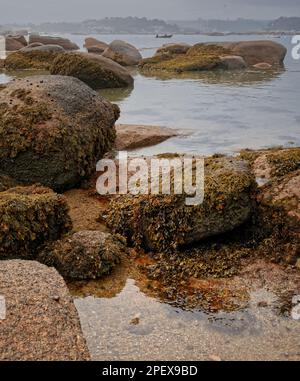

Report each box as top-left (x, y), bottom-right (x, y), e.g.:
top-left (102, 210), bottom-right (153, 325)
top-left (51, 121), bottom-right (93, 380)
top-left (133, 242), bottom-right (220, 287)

top-left (74, 278), bottom-right (300, 361)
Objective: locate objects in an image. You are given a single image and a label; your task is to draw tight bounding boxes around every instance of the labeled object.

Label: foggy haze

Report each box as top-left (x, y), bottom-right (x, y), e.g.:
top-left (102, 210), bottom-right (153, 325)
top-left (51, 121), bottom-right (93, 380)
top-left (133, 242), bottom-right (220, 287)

top-left (0, 0), bottom-right (299, 24)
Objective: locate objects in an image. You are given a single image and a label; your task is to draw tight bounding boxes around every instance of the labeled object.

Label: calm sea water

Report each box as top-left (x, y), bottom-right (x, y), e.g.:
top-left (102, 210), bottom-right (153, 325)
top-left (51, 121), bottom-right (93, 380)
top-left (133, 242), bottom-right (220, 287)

top-left (1, 34), bottom-right (299, 155)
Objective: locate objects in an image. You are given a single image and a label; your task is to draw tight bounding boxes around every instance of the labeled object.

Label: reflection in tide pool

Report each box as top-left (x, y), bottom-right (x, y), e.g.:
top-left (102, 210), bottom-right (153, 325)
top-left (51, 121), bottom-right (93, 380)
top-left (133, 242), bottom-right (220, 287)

top-left (74, 279), bottom-right (300, 361)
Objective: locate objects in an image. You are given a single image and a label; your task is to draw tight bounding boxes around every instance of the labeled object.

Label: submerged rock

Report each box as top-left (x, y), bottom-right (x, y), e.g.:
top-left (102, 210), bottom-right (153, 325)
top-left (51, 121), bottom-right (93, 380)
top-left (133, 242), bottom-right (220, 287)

top-left (0, 75), bottom-right (118, 191)
top-left (106, 157), bottom-right (256, 252)
top-left (0, 260), bottom-right (90, 360)
top-left (102, 40), bottom-right (142, 66)
top-left (50, 52), bottom-right (134, 89)
top-left (0, 185), bottom-right (71, 259)
top-left (29, 34), bottom-right (79, 51)
top-left (38, 231), bottom-right (123, 280)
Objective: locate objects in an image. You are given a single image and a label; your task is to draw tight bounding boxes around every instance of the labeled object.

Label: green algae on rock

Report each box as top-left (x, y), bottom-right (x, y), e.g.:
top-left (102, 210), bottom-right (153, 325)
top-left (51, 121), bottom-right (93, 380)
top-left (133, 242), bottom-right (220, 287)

top-left (38, 231), bottom-right (124, 280)
top-left (0, 75), bottom-right (118, 191)
top-left (0, 185), bottom-right (71, 260)
top-left (139, 44), bottom-right (231, 73)
top-left (106, 157), bottom-right (256, 252)
top-left (50, 52), bottom-right (134, 89)
top-left (4, 51), bottom-right (60, 70)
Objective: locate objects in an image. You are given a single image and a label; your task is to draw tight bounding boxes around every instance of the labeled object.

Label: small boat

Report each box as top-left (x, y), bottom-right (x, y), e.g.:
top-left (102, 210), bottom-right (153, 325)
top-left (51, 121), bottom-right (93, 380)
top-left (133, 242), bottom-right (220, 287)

top-left (155, 34), bottom-right (173, 39)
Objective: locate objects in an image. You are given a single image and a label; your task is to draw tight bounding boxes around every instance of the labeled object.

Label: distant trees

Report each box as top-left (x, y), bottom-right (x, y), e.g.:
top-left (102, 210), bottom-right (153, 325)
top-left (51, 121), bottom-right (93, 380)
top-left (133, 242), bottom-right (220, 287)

top-left (267, 17), bottom-right (300, 32)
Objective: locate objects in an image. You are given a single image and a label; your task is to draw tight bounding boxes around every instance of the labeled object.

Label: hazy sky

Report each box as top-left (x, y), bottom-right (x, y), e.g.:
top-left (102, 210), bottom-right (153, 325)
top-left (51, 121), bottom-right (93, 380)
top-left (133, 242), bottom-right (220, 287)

top-left (0, 0), bottom-right (299, 24)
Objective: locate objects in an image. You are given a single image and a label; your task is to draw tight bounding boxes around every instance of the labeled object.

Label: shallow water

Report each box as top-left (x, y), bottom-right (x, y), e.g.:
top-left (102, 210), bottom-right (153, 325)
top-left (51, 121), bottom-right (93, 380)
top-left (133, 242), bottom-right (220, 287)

top-left (74, 278), bottom-right (300, 361)
top-left (97, 35), bottom-right (300, 156)
top-left (70, 33), bottom-right (300, 156)
top-left (1, 34), bottom-right (299, 155)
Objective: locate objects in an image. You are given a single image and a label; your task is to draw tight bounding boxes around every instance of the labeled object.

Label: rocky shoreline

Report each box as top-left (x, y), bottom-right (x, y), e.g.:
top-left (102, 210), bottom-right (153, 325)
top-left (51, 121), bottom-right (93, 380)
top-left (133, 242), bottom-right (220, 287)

top-left (0, 34), bottom-right (299, 360)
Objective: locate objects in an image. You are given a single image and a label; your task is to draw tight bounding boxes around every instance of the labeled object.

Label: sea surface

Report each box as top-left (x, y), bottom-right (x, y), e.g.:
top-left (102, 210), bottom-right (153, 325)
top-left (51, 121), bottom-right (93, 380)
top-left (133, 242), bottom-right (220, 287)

top-left (1, 33), bottom-right (300, 155)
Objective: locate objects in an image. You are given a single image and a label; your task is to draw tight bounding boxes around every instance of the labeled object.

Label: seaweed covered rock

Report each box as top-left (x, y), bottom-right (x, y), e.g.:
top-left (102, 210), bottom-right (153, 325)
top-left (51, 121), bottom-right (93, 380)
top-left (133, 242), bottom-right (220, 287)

top-left (139, 44), bottom-right (231, 73)
top-left (155, 43), bottom-right (191, 56)
top-left (0, 175), bottom-right (18, 192)
top-left (4, 50), bottom-right (61, 70)
top-left (0, 260), bottom-right (90, 360)
top-left (240, 147), bottom-right (300, 265)
top-left (29, 34), bottom-right (79, 51)
top-left (0, 185), bottom-right (71, 259)
top-left (240, 147), bottom-right (300, 183)
top-left (260, 170), bottom-right (300, 221)
top-left (0, 75), bottom-right (118, 191)
top-left (257, 170), bottom-right (300, 265)
top-left (38, 231), bottom-right (123, 280)
top-left (102, 40), bottom-right (142, 66)
top-left (84, 37), bottom-right (109, 54)
top-left (106, 157), bottom-right (256, 252)
top-left (50, 52), bottom-right (134, 89)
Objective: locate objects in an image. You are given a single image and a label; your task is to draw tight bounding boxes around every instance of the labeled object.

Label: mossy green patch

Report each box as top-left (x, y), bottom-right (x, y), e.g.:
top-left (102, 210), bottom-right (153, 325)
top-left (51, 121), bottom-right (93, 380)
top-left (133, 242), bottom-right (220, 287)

top-left (50, 53), bottom-right (131, 89)
top-left (5, 51), bottom-right (60, 70)
top-left (139, 44), bottom-right (231, 73)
